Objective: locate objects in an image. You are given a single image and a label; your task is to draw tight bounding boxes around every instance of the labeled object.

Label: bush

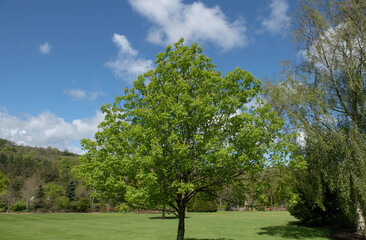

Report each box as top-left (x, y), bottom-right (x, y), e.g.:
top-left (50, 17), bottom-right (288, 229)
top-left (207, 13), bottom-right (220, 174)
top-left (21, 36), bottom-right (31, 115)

top-left (257, 206), bottom-right (266, 211)
top-left (32, 198), bottom-right (45, 210)
top-left (288, 192), bottom-right (346, 226)
top-left (11, 200), bottom-right (27, 212)
top-left (187, 193), bottom-right (217, 212)
top-left (56, 196), bottom-right (70, 210)
top-left (118, 203), bottom-right (130, 213)
top-left (71, 198), bottom-right (91, 212)
top-left (91, 203), bottom-right (100, 212)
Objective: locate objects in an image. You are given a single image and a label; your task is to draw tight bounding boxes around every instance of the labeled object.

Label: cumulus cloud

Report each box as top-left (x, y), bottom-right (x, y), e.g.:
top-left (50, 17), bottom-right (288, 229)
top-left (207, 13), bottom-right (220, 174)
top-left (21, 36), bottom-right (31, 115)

top-left (0, 109), bottom-right (105, 154)
top-left (105, 34), bottom-right (153, 82)
top-left (261, 0), bottom-right (290, 35)
top-left (63, 88), bottom-right (104, 101)
top-left (38, 42), bottom-right (52, 55)
top-left (128, 0), bottom-right (247, 50)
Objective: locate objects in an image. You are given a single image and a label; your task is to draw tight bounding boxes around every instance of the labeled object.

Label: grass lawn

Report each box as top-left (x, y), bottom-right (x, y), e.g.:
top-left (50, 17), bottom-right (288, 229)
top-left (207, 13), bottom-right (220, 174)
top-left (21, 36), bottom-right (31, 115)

top-left (0, 211), bottom-right (330, 240)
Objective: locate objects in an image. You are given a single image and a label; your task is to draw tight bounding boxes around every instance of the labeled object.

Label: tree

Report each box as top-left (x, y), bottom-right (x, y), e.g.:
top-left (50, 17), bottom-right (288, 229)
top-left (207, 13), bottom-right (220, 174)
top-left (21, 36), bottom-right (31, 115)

top-left (0, 170), bottom-right (9, 196)
top-left (20, 173), bottom-right (42, 211)
top-left (34, 184), bottom-right (45, 209)
top-left (265, 0), bottom-right (366, 236)
top-left (44, 183), bottom-right (65, 210)
top-left (77, 39), bottom-right (294, 240)
top-left (65, 181), bottom-right (76, 201)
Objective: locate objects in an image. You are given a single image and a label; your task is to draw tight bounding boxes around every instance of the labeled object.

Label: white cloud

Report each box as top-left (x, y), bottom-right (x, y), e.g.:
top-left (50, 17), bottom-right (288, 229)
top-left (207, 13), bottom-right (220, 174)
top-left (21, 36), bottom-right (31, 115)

top-left (38, 42), bottom-right (52, 55)
top-left (105, 33), bottom-right (153, 82)
top-left (63, 89), bottom-right (104, 101)
top-left (112, 34), bottom-right (138, 56)
top-left (0, 110), bottom-right (105, 154)
top-left (128, 0), bottom-right (247, 50)
top-left (261, 0), bottom-right (290, 35)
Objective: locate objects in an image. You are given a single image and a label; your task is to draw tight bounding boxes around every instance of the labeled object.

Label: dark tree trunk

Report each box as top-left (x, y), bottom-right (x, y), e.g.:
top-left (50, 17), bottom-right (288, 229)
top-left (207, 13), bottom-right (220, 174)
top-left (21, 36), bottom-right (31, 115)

top-left (161, 205), bottom-right (165, 219)
top-left (177, 206), bottom-right (186, 240)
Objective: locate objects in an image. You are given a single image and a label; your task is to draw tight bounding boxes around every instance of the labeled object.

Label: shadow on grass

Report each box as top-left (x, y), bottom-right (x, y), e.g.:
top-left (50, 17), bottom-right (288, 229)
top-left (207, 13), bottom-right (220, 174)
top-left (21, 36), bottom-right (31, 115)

top-left (185, 238), bottom-right (233, 240)
top-left (149, 216), bottom-right (179, 220)
top-left (257, 221), bottom-right (329, 239)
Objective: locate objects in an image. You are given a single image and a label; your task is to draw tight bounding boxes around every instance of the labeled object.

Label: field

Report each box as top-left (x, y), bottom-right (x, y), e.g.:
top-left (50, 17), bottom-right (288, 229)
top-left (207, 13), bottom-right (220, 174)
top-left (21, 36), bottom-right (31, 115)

top-left (0, 211), bottom-right (330, 240)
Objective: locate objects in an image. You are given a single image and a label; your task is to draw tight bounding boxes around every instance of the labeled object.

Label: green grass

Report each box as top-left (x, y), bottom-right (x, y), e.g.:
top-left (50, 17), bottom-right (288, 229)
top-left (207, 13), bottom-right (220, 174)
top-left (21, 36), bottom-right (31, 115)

top-left (0, 211), bottom-right (330, 240)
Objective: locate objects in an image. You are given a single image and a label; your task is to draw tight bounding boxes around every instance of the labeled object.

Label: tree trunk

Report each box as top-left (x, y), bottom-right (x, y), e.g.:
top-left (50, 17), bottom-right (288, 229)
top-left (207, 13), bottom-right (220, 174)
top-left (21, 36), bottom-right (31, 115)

top-left (356, 200), bottom-right (366, 237)
top-left (161, 205), bottom-right (165, 219)
top-left (270, 195), bottom-right (273, 208)
top-left (176, 206), bottom-right (186, 240)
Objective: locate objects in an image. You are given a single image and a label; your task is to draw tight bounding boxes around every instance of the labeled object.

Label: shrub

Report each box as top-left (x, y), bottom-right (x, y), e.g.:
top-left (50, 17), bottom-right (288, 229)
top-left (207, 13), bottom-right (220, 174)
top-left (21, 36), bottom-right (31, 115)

top-left (32, 198), bottom-right (45, 210)
top-left (118, 203), bottom-right (130, 213)
top-left (288, 192), bottom-right (346, 226)
top-left (257, 206), bottom-right (266, 211)
top-left (71, 198), bottom-right (91, 212)
top-left (187, 193), bottom-right (217, 212)
top-left (91, 203), bottom-right (100, 212)
top-left (12, 200), bottom-right (27, 212)
top-left (56, 196), bottom-right (70, 210)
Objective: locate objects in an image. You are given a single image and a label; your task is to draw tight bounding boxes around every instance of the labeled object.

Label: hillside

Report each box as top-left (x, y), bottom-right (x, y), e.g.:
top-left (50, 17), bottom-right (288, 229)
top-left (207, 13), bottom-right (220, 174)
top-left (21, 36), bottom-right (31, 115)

top-left (0, 138), bottom-right (86, 211)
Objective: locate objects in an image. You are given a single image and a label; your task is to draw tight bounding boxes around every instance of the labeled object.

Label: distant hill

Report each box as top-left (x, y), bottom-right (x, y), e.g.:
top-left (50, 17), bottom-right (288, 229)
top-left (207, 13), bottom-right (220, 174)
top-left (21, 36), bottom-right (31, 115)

top-left (0, 138), bottom-right (78, 158)
top-left (0, 138), bottom-right (81, 207)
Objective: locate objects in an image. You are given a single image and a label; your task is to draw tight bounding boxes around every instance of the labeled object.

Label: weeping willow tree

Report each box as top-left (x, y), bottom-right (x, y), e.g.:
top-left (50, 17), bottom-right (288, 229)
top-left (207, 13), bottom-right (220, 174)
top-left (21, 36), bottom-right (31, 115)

top-left (265, 0), bottom-right (366, 236)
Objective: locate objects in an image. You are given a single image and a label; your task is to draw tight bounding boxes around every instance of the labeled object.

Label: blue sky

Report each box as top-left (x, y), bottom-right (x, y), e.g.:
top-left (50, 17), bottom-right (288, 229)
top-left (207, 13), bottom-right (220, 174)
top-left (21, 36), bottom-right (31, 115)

top-left (0, 0), bottom-right (297, 153)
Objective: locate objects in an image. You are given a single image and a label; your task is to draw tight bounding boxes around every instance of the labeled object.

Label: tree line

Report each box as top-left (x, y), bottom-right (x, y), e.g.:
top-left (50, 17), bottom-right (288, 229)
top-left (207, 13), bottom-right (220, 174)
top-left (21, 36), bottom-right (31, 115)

top-left (0, 137), bottom-right (293, 214)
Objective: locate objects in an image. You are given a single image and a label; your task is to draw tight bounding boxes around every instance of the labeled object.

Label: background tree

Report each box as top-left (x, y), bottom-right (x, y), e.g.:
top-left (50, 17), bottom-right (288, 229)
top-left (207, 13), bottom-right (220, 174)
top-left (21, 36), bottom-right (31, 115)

top-left (77, 39), bottom-right (296, 240)
top-left (20, 173), bottom-right (42, 211)
top-left (65, 181), bottom-right (76, 201)
top-left (44, 183), bottom-right (65, 210)
top-left (33, 184), bottom-right (45, 209)
top-left (265, 0), bottom-right (366, 235)
top-left (0, 170), bottom-right (9, 196)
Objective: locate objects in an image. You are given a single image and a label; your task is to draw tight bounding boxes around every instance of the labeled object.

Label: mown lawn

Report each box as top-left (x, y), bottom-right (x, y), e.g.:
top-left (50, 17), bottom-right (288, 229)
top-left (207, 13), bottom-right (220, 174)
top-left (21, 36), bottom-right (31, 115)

top-left (0, 211), bottom-right (330, 240)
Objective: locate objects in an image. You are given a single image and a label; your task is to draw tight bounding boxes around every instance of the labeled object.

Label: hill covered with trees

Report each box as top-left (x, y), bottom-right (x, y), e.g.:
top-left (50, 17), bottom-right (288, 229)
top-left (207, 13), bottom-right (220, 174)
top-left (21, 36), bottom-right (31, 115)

top-left (0, 138), bottom-right (89, 212)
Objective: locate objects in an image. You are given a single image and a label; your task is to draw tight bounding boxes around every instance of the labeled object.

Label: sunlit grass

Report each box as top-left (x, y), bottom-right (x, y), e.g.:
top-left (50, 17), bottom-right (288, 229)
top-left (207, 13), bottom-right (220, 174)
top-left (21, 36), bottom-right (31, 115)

top-left (0, 211), bottom-right (330, 240)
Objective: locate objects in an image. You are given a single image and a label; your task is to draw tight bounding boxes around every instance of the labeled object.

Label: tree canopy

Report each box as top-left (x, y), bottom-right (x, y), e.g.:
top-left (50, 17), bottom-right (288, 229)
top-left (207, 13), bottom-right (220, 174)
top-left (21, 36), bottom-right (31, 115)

top-left (77, 39), bottom-right (295, 240)
top-left (265, 0), bottom-right (366, 236)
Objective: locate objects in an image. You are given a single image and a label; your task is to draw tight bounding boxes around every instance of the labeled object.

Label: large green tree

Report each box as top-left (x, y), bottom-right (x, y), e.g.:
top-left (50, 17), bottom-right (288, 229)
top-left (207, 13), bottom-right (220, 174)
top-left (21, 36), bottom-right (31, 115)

top-left (265, 0), bottom-right (366, 236)
top-left (77, 39), bottom-right (294, 240)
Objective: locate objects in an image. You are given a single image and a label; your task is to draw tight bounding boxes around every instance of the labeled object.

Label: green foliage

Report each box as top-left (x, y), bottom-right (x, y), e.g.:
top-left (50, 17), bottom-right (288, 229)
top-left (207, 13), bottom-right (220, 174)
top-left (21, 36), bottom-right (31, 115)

top-left (118, 203), bottom-right (130, 213)
top-left (0, 139), bottom-right (7, 147)
top-left (36, 184), bottom-right (44, 199)
top-left (257, 206), bottom-right (266, 211)
top-left (265, 0), bottom-right (366, 234)
top-left (0, 139), bottom-right (81, 212)
top-left (44, 183), bottom-right (65, 200)
top-left (11, 200), bottom-right (27, 212)
top-left (44, 183), bottom-right (65, 209)
top-left (0, 170), bottom-right (9, 195)
top-left (56, 196), bottom-right (70, 210)
top-left (77, 39), bottom-right (294, 240)
top-left (71, 198), bottom-right (91, 212)
top-left (65, 181), bottom-right (76, 201)
top-left (187, 193), bottom-right (217, 212)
